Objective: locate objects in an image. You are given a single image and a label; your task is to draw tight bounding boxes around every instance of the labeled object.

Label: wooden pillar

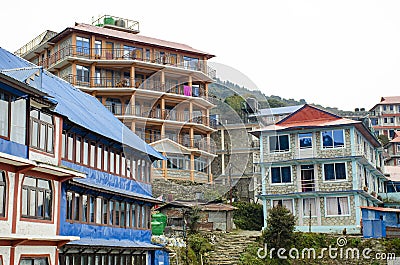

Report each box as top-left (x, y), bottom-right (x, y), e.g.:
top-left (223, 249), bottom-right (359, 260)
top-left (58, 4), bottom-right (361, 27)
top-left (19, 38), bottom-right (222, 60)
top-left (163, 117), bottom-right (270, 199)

top-left (188, 75), bottom-right (192, 87)
top-left (161, 70), bottom-right (165, 91)
top-left (208, 158), bottom-right (213, 183)
top-left (189, 101), bottom-right (193, 122)
top-left (205, 83), bottom-right (209, 98)
top-left (130, 65), bottom-right (135, 88)
top-left (71, 33), bottom-right (77, 56)
top-left (206, 108), bottom-right (210, 126)
top-left (190, 127), bottom-right (194, 148)
top-left (130, 93), bottom-right (135, 115)
top-left (90, 63), bottom-right (96, 87)
top-left (90, 36), bottom-right (96, 59)
top-left (71, 62), bottom-right (77, 86)
top-left (161, 98), bottom-right (165, 138)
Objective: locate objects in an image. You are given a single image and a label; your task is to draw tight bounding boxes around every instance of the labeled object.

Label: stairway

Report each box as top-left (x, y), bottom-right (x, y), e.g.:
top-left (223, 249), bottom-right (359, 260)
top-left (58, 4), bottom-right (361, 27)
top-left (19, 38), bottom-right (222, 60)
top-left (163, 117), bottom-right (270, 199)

top-left (205, 230), bottom-right (261, 265)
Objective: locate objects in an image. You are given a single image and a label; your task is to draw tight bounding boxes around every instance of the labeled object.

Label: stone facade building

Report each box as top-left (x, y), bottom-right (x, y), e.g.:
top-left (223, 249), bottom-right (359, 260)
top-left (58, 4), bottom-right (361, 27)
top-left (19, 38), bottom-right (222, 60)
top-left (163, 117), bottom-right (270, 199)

top-left (252, 104), bottom-right (386, 234)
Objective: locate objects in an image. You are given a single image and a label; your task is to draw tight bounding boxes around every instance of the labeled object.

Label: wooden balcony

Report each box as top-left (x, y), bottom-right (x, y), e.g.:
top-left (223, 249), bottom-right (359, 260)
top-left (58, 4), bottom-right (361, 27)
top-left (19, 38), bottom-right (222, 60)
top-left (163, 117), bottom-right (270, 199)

top-left (40, 45), bottom-right (216, 79)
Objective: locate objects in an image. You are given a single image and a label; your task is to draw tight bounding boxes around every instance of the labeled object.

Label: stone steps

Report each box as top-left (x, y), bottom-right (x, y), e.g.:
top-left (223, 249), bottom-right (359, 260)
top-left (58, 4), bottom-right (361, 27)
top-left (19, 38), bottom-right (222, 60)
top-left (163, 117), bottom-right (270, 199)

top-left (205, 231), bottom-right (260, 265)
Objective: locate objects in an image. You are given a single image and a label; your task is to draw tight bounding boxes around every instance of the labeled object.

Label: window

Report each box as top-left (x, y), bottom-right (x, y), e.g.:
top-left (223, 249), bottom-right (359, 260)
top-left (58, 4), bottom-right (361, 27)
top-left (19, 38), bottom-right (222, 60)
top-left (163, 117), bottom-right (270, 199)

top-left (76, 65), bottom-right (90, 83)
top-left (60, 254), bottom-right (147, 265)
top-left (324, 162), bottom-right (346, 181)
top-left (299, 133), bottom-right (312, 149)
top-left (271, 166), bottom-right (291, 184)
top-left (0, 91), bottom-right (10, 138)
top-left (20, 257), bottom-right (49, 265)
top-left (326, 196), bottom-right (350, 216)
top-left (303, 198), bottom-right (316, 217)
top-left (0, 171), bottom-right (5, 217)
top-left (194, 156), bottom-right (207, 173)
top-left (183, 56), bottom-right (199, 70)
top-left (94, 40), bottom-right (102, 57)
top-left (30, 108), bottom-right (54, 153)
top-left (269, 135), bottom-right (290, 152)
top-left (76, 36), bottom-right (90, 56)
top-left (21, 176), bottom-right (52, 220)
top-left (272, 199), bottom-right (294, 214)
top-left (322, 130), bottom-right (344, 148)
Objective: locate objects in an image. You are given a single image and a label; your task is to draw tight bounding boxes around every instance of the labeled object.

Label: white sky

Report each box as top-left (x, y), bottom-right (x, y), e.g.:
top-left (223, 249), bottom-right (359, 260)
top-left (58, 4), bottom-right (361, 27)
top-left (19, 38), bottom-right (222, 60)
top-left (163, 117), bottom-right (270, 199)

top-left (2, 0), bottom-right (400, 111)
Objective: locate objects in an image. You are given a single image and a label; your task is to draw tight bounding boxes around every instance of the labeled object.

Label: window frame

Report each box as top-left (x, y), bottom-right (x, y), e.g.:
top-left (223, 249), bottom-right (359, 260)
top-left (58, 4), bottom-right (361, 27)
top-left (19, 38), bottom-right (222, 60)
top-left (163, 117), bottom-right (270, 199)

top-left (323, 162), bottom-right (347, 182)
top-left (0, 171), bottom-right (6, 218)
top-left (269, 134), bottom-right (290, 153)
top-left (271, 199), bottom-right (295, 214)
top-left (324, 196), bottom-right (351, 217)
top-left (299, 132), bottom-right (313, 149)
top-left (270, 166), bottom-right (292, 185)
top-left (29, 108), bottom-right (55, 154)
top-left (321, 129), bottom-right (345, 149)
top-left (0, 91), bottom-right (12, 140)
top-left (21, 176), bottom-right (53, 221)
top-left (302, 198), bottom-right (317, 217)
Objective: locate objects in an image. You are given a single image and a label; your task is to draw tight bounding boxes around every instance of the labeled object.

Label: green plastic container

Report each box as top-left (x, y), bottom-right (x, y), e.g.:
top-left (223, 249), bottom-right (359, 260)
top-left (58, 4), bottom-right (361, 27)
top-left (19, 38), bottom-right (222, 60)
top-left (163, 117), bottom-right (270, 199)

top-left (152, 213), bottom-right (167, 229)
top-left (151, 220), bottom-right (164, 236)
top-left (104, 17), bottom-right (115, 25)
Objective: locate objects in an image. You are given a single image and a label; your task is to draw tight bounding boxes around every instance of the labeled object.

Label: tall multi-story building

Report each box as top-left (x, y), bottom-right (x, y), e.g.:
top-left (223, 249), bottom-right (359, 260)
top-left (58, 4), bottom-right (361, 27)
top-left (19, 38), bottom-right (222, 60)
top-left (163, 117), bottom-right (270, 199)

top-left (16, 15), bottom-right (216, 184)
top-left (0, 47), bottom-right (168, 265)
top-left (369, 96), bottom-right (400, 139)
top-left (252, 104), bottom-right (386, 234)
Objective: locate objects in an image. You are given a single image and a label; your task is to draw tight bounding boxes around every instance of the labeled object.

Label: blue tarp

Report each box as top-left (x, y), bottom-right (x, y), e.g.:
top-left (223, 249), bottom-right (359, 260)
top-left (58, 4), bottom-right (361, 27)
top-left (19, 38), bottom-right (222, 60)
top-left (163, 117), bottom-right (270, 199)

top-left (0, 47), bottom-right (164, 161)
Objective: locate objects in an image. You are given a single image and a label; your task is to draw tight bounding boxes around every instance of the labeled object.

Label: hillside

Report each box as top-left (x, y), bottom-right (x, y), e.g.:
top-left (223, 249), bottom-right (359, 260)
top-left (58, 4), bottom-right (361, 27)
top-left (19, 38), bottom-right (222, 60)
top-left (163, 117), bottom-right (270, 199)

top-left (209, 78), bottom-right (344, 113)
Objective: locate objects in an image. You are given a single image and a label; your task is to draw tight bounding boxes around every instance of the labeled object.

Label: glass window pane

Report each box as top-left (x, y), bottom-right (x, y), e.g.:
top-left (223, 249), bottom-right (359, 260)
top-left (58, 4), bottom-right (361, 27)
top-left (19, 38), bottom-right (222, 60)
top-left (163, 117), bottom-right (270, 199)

top-left (333, 130), bottom-right (344, 147)
top-left (324, 164), bottom-right (335, 180)
top-left (39, 123), bottom-right (46, 149)
top-left (322, 131), bottom-right (333, 148)
top-left (269, 136), bottom-right (278, 152)
top-left (0, 92), bottom-right (9, 137)
top-left (279, 135), bottom-right (289, 151)
top-left (271, 167), bottom-right (281, 183)
top-left (281, 167), bottom-right (291, 182)
top-left (335, 163), bottom-right (346, 179)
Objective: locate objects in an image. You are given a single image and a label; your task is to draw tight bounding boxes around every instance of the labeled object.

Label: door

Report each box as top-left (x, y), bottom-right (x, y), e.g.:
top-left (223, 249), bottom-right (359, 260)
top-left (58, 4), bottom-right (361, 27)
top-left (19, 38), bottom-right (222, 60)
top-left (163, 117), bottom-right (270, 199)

top-left (105, 42), bottom-right (114, 59)
top-left (301, 165), bottom-right (315, 192)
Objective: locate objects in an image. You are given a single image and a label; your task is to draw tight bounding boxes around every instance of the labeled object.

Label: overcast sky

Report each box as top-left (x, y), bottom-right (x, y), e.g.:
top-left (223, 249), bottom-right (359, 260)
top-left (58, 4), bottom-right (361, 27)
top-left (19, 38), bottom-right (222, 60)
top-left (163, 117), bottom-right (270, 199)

top-left (2, 0), bottom-right (400, 111)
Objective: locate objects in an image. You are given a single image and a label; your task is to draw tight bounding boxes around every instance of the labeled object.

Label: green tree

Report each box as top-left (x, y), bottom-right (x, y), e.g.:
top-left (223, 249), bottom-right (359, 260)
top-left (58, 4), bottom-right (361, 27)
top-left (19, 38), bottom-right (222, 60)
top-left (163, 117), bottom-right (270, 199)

top-left (262, 205), bottom-right (296, 252)
top-left (233, 201), bottom-right (264, 230)
top-left (224, 93), bottom-right (245, 114)
top-left (378, 134), bottom-right (390, 146)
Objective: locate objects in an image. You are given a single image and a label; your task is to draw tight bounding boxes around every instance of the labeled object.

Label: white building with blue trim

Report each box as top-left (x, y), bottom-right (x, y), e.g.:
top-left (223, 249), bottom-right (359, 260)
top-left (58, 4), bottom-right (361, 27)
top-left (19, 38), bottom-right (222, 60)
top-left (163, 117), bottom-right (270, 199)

top-left (0, 47), bottom-right (169, 265)
top-left (252, 104), bottom-right (386, 234)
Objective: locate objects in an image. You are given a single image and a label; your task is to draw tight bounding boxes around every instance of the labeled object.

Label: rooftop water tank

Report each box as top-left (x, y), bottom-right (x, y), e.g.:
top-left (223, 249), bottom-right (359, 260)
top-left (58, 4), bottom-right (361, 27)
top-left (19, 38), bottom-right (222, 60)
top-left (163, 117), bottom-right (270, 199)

top-left (115, 19), bottom-right (126, 28)
top-left (104, 16), bottom-right (115, 25)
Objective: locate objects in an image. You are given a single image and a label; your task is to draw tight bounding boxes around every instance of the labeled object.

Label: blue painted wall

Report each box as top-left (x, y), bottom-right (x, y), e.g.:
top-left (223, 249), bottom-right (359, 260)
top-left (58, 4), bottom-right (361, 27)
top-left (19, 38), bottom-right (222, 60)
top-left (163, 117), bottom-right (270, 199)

top-left (0, 138), bottom-right (28, 159)
top-left (362, 208), bottom-right (400, 238)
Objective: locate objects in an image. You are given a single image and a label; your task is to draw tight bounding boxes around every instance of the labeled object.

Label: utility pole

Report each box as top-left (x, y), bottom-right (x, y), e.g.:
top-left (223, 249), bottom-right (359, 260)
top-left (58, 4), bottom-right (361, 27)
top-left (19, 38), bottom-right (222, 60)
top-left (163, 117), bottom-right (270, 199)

top-left (229, 163), bottom-right (233, 205)
top-left (308, 202), bottom-right (312, 233)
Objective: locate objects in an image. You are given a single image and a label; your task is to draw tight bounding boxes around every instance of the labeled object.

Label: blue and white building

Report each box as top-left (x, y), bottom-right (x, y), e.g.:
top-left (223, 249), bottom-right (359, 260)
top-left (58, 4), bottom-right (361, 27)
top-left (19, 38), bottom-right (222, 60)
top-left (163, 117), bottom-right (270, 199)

top-left (252, 104), bottom-right (387, 234)
top-left (0, 47), bottom-right (169, 265)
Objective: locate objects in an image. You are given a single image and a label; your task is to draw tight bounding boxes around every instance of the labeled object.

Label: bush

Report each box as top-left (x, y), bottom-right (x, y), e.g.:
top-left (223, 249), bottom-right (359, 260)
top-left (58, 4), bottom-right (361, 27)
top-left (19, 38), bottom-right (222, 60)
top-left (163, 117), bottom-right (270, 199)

top-left (262, 205), bottom-right (296, 252)
top-left (233, 201), bottom-right (264, 230)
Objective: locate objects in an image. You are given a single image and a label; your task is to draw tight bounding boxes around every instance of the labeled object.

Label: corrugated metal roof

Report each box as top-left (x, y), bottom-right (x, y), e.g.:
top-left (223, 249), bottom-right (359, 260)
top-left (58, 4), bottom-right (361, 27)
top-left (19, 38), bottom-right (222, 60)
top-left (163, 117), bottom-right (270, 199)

top-left (52, 23), bottom-right (214, 58)
top-left (67, 238), bottom-right (162, 249)
top-left (0, 47), bottom-right (164, 160)
top-left (361, 206), bottom-right (400, 213)
top-left (250, 105), bottom-right (304, 117)
top-left (1, 67), bottom-right (43, 91)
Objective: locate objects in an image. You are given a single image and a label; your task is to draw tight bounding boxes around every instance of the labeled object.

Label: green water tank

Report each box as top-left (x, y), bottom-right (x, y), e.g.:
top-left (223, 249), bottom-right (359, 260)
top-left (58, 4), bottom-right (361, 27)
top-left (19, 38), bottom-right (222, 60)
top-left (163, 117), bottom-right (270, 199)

top-left (152, 213), bottom-right (167, 229)
top-left (104, 17), bottom-right (115, 25)
top-left (151, 220), bottom-right (164, 236)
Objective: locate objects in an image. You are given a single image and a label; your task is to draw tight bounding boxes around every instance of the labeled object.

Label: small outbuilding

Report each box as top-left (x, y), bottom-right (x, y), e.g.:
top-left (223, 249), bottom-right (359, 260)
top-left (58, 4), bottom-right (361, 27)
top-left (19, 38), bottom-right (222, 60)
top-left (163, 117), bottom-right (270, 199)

top-left (361, 206), bottom-right (400, 238)
top-left (157, 200), bottom-right (236, 236)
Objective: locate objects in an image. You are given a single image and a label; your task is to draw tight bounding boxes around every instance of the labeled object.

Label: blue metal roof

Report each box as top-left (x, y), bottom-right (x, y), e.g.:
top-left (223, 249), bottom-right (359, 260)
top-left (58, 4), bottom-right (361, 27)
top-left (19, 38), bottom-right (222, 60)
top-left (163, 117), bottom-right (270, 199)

top-left (0, 47), bottom-right (164, 160)
top-left (250, 105), bottom-right (304, 117)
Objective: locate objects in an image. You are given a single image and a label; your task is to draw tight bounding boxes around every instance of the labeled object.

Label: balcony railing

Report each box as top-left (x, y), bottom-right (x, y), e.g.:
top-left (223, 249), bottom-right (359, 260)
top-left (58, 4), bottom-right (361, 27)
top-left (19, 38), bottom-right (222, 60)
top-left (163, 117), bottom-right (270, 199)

top-left (301, 179), bottom-right (315, 192)
top-left (180, 138), bottom-right (216, 154)
top-left (62, 74), bottom-right (208, 99)
top-left (107, 104), bottom-right (210, 126)
top-left (264, 145), bottom-right (377, 165)
top-left (40, 45), bottom-right (216, 79)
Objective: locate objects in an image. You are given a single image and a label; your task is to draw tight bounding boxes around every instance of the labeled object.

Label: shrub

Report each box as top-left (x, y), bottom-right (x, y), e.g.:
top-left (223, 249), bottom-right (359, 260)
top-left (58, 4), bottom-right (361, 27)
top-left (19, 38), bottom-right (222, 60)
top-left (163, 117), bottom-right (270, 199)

top-left (233, 201), bottom-right (264, 230)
